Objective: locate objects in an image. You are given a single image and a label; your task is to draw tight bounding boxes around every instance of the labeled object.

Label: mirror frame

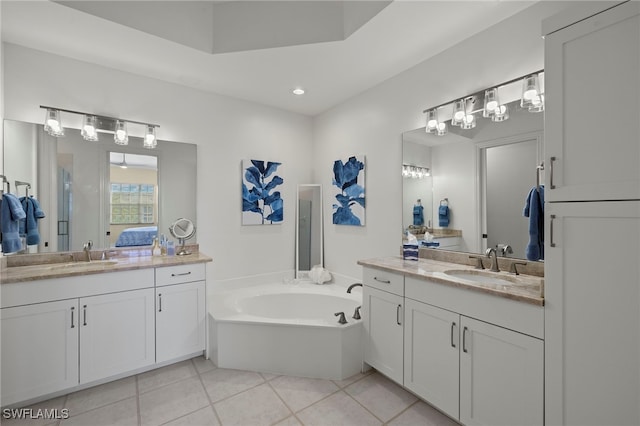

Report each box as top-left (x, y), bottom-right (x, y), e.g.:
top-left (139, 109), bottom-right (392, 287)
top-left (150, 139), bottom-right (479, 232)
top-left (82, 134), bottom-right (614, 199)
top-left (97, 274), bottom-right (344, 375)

top-left (295, 184), bottom-right (323, 279)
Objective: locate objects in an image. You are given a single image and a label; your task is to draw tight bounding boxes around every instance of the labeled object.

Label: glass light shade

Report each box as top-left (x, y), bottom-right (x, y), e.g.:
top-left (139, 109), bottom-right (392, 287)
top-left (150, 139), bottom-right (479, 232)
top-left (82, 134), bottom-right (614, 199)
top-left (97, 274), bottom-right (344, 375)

top-left (44, 109), bottom-right (64, 137)
top-left (491, 104), bottom-right (510, 122)
top-left (435, 121), bottom-right (447, 136)
top-left (521, 74), bottom-right (544, 112)
top-left (461, 113), bottom-right (476, 130)
top-left (81, 115), bottom-right (98, 142)
top-left (451, 99), bottom-right (465, 126)
top-left (483, 88), bottom-right (499, 118)
top-left (143, 125), bottom-right (157, 149)
top-left (114, 120), bottom-right (129, 145)
top-left (425, 109), bottom-right (439, 133)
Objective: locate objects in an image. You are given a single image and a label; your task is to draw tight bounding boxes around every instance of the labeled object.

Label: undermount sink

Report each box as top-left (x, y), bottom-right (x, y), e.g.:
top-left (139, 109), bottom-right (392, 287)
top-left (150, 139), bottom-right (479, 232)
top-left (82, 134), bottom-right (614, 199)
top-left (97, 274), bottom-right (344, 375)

top-left (48, 260), bottom-right (118, 270)
top-left (443, 269), bottom-right (518, 286)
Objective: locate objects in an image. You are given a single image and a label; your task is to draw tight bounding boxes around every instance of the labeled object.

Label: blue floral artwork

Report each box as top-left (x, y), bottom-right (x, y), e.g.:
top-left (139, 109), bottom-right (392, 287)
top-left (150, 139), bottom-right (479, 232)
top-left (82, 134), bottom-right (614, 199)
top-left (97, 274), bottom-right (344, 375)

top-left (332, 155), bottom-right (366, 226)
top-left (242, 159), bottom-right (284, 225)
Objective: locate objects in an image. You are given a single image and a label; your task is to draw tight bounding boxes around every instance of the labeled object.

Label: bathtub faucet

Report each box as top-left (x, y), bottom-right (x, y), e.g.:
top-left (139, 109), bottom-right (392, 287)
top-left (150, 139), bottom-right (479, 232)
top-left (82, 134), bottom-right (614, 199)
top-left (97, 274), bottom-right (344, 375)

top-left (347, 283), bottom-right (363, 293)
top-left (335, 312), bottom-right (348, 324)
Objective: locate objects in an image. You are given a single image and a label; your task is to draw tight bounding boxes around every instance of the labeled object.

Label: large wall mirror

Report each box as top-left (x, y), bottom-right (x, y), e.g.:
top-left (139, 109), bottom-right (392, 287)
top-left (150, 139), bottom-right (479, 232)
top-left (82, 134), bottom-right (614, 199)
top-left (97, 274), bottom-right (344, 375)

top-left (402, 95), bottom-right (543, 260)
top-left (296, 184), bottom-right (323, 279)
top-left (2, 119), bottom-right (197, 254)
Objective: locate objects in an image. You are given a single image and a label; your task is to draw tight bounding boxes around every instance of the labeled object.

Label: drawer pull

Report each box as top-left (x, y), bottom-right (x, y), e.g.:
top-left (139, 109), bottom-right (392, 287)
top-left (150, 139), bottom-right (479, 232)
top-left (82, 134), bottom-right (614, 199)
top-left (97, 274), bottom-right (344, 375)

top-left (158, 294), bottom-right (162, 312)
top-left (171, 271), bottom-right (192, 277)
top-left (83, 305), bottom-right (87, 326)
top-left (396, 304), bottom-right (402, 325)
top-left (374, 277), bottom-right (391, 284)
top-left (550, 214), bottom-right (557, 248)
top-left (71, 306), bottom-right (75, 329)
top-left (451, 322), bottom-right (456, 348)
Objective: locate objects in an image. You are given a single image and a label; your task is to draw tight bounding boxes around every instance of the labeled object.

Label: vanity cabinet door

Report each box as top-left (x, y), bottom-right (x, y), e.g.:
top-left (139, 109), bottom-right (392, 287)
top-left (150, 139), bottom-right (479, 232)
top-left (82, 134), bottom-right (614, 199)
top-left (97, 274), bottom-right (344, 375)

top-left (79, 288), bottom-right (155, 383)
top-left (1, 299), bottom-right (79, 406)
top-left (363, 285), bottom-right (404, 384)
top-left (156, 281), bottom-right (206, 363)
top-left (544, 1), bottom-right (640, 202)
top-left (404, 298), bottom-right (460, 420)
top-left (459, 316), bottom-right (543, 426)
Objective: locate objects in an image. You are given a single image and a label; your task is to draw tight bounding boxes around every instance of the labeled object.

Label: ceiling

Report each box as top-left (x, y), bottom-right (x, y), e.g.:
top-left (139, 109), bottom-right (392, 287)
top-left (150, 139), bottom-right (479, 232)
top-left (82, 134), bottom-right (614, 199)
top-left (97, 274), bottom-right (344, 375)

top-left (1, 0), bottom-right (536, 116)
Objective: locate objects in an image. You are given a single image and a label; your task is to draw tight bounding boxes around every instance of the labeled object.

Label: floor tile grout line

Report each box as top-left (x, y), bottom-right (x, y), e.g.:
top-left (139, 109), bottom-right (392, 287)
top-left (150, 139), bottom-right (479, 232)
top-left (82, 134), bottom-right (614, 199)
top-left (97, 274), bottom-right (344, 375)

top-left (265, 379), bottom-right (298, 425)
top-left (383, 399), bottom-right (421, 425)
top-left (193, 358), bottom-right (224, 426)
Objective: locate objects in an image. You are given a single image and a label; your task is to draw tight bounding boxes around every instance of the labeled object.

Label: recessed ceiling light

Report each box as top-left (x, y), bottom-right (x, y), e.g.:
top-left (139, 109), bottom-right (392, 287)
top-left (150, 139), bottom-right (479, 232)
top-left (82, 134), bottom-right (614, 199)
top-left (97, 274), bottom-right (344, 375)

top-left (292, 88), bottom-right (305, 95)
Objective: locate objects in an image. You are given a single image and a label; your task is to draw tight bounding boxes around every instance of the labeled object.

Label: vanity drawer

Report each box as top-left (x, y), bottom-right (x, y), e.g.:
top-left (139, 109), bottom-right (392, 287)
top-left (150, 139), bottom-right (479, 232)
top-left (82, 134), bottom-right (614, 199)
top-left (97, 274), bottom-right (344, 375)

top-left (155, 263), bottom-right (206, 287)
top-left (363, 267), bottom-right (404, 296)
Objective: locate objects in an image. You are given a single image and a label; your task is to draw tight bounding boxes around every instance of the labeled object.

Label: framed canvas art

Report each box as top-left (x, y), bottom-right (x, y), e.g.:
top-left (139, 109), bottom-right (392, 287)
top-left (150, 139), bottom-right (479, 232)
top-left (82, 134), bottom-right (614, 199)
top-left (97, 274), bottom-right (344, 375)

top-left (332, 155), bottom-right (365, 226)
top-left (241, 159), bottom-right (284, 225)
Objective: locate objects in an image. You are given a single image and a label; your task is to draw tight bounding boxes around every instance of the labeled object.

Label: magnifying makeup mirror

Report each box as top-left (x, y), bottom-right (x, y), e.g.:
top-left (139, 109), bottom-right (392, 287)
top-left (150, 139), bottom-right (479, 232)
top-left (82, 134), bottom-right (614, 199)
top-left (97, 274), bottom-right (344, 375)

top-left (169, 218), bottom-right (196, 256)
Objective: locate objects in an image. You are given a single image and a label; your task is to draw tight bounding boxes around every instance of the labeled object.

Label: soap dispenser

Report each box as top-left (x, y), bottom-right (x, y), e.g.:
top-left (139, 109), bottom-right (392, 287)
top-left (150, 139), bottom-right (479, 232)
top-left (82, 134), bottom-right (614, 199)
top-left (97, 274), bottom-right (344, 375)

top-left (152, 238), bottom-right (161, 256)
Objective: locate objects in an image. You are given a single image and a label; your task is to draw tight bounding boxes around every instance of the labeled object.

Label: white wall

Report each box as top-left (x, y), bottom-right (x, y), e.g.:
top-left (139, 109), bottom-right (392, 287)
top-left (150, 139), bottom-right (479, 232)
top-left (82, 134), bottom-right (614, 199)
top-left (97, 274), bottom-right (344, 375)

top-left (313, 2), bottom-right (571, 279)
top-left (3, 43), bottom-right (313, 282)
top-left (3, 120), bottom-right (37, 197)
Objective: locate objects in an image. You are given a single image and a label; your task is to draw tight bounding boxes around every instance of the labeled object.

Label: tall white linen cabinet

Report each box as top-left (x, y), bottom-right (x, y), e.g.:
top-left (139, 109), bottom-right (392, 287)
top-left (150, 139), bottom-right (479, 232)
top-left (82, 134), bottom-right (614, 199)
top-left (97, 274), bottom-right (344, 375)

top-left (543, 2), bottom-right (640, 425)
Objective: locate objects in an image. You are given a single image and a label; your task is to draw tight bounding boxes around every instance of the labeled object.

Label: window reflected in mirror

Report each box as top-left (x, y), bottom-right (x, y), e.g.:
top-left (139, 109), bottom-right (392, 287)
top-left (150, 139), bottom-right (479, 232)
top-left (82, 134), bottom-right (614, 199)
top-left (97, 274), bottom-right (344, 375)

top-left (109, 152), bottom-right (158, 248)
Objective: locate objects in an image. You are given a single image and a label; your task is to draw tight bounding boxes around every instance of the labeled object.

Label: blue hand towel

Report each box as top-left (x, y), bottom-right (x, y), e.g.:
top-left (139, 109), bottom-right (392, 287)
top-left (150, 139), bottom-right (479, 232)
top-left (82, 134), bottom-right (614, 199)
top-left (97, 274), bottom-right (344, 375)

top-left (1, 193), bottom-right (27, 254)
top-left (523, 186), bottom-right (544, 261)
top-left (438, 205), bottom-right (449, 227)
top-left (20, 197), bottom-right (43, 246)
top-left (412, 204), bottom-right (424, 226)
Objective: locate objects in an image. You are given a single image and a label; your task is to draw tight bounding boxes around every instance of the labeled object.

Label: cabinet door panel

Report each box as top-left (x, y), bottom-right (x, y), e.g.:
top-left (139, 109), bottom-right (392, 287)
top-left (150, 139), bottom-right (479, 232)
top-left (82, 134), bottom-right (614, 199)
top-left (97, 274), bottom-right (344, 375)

top-left (404, 299), bottom-right (459, 420)
top-left (1, 299), bottom-right (79, 406)
top-left (460, 317), bottom-right (543, 426)
top-left (545, 2), bottom-right (640, 201)
top-left (156, 281), bottom-right (206, 363)
top-left (80, 288), bottom-right (155, 383)
top-left (546, 201), bottom-right (640, 426)
top-left (363, 286), bottom-right (404, 384)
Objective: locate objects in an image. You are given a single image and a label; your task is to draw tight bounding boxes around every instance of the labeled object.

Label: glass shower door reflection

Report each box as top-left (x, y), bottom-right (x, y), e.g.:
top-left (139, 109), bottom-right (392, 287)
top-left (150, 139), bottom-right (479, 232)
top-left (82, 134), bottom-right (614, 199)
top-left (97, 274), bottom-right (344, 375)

top-left (57, 166), bottom-right (72, 251)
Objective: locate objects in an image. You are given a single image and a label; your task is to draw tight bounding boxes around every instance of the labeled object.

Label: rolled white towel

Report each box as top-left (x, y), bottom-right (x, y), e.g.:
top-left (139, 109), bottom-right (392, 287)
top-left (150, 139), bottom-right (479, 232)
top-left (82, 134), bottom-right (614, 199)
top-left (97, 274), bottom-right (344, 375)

top-left (309, 265), bottom-right (332, 284)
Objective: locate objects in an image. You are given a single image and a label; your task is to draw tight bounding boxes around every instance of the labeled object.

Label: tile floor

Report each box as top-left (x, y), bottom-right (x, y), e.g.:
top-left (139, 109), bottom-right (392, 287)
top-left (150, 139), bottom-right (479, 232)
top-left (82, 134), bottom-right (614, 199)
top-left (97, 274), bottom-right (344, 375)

top-left (4, 357), bottom-right (460, 426)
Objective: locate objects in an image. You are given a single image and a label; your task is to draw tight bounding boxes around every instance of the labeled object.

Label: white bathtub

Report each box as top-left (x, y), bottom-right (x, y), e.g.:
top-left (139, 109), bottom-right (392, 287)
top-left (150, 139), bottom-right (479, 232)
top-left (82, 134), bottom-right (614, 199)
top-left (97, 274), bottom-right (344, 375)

top-left (210, 282), bottom-right (363, 380)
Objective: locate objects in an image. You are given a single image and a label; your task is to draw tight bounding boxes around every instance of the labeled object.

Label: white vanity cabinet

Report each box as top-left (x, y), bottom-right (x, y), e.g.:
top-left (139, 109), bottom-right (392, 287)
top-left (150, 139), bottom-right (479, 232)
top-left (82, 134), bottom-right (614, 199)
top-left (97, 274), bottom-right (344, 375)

top-left (362, 264), bottom-right (544, 426)
top-left (1, 299), bottom-right (79, 406)
top-left (362, 268), bottom-right (404, 384)
top-left (79, 288), bottom-right (156, 383)
top-left (155, 264), bottom-right (206, 363)
top-left (403, 284), bottom-right (543, 426)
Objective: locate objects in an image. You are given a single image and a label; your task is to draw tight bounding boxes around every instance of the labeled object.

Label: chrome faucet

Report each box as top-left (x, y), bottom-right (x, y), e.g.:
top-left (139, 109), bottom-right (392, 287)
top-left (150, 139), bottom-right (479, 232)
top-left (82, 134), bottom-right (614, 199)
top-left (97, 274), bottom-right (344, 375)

top-left (485, 248), bottom-right (500, 272)
top-left (83, 240), bottom-right (93, 262)
top-left (347, 283), bottom-right (363, 293)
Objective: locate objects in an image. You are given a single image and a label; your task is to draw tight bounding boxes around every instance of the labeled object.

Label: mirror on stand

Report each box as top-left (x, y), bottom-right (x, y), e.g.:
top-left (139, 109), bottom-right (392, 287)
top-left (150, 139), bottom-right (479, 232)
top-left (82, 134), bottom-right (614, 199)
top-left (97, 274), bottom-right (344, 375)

top-left (296, 184), bottom-right (323, 279)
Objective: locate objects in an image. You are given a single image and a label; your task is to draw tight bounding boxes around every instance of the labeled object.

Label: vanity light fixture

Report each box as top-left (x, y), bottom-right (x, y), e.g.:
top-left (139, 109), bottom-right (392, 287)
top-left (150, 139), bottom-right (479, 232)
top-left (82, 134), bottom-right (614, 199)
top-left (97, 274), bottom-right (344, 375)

top-left (114, 120), bottom-right (129, 145)
top-left (81, 115), bottom-right (99, 142)
top-left (143, 125), bottom-right (157, 149)
top-left (402, 164), bottom-right (430, 179)
top-left (521, 73), bottom-right (544, 112)
top-left (421, 69), bottom-right (543, 137)
top-left (119, 153), bottom-right (129, 169)
top-left (44, 108), bottom-right (64, 137)
top-left (39, 106), bottom-right (160, 149)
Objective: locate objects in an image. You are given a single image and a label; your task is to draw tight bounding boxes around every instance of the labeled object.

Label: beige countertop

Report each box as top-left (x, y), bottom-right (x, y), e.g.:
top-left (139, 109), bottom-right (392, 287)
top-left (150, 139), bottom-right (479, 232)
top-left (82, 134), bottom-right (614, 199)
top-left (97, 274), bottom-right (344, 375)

top-left (358, 256), bottom-right (544, 306)
top-left (1, 250), bottom-right (212, 284)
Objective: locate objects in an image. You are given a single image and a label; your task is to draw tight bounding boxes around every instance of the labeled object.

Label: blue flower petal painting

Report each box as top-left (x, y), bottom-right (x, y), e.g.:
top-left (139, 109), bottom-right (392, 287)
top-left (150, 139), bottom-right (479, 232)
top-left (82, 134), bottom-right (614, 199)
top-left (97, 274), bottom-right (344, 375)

top-left (242, 159), bottom-right (284, 225)
top-left (332, 155), bottom-right (365, 226)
